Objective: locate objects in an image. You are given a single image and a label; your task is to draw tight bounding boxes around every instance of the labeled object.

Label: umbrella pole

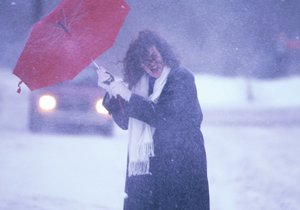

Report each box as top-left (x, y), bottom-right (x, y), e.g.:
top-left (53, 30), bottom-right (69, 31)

top-left (92, 61), bottom-right (100, 69)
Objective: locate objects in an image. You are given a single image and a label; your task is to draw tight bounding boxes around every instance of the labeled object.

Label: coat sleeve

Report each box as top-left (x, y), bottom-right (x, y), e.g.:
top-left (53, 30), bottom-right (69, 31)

top-left (126, 70), bottom-right (200, 129)
top-left (102, 93), bottom-right (129, 130)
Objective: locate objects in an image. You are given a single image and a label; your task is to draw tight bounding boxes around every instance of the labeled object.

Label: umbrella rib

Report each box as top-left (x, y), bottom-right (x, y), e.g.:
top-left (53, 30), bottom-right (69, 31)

top-left (57, 21), bottom-right (70, 34)
top-left (56, 8), bottom-right (70, 34)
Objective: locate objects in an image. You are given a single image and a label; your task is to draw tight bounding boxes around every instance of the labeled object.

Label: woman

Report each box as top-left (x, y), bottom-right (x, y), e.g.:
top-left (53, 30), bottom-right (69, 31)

top-left (97, 30), bottom-right (209, 210)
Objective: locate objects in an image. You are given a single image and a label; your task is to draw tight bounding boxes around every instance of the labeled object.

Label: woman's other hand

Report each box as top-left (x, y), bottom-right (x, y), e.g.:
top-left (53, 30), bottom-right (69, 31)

top-left (109, 80), bottom-right (132, 101)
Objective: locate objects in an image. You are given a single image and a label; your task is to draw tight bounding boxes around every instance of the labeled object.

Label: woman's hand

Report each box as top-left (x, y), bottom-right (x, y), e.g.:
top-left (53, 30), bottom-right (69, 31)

top-left (95, 65), bottom-right (131, 101)
top-left (109, 81), bottom-right (132, 101)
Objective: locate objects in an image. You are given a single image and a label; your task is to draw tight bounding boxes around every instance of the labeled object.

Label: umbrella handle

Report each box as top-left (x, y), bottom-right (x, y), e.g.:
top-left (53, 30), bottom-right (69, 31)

top-left (93, 61), bottom-right (115, 85)
top-left (93, 61), bottom-right (122, 112)
top-left (103, 73), bottom-right (114, 85)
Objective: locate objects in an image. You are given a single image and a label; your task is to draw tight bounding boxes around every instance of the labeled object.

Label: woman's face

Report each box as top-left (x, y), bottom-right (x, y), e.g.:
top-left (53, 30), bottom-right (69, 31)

top-left (141, 46), bottom-right (164, 78)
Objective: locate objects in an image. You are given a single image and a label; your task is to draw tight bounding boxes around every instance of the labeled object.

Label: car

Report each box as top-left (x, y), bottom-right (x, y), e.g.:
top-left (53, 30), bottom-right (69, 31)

top-left (277, 33), bottom-right (300, 75)
top-left (28, 69), bottom-right (113, 135)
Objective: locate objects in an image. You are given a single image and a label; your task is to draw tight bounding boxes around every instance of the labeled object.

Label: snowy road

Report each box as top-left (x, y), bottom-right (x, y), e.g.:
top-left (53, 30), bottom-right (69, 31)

top-left (1, 71), bottom-right (300, 209)
top-left (0, 124), bottom-right (299, 210)
top-left (0, 129), bottom-right (128, 210)
top-left (204, 125), bottom-right (300, 210)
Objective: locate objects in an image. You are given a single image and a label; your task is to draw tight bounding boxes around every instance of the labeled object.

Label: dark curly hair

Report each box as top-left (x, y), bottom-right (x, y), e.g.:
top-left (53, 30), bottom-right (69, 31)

top-left (123, 30), bottom-right (180, 89)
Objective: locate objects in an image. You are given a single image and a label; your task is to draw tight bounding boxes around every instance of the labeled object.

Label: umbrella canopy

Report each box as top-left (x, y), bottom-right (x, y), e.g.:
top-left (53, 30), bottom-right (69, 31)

top-left (13, 0), bottom-right (129, 91)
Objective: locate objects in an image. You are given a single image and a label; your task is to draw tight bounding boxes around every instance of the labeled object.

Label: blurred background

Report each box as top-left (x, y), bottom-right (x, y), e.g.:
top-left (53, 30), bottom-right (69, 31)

top-left (0, 1), bottom-right (300, 210)
top-left (1, 0), bottom-right (300, 78)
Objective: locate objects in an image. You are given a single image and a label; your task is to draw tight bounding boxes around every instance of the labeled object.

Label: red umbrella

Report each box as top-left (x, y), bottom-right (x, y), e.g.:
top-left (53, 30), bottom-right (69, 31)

top-left (13, 0), bottom-right (129, 92)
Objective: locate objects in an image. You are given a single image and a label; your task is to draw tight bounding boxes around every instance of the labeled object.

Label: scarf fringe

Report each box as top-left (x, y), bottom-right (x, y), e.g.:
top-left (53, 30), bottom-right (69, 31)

top-left (128, 161), bottom-right (152, 176)
top-left (128, 142), bottom-right (154, 176)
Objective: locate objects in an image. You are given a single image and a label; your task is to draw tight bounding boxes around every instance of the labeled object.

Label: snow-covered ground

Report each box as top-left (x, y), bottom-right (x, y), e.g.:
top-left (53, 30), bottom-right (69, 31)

top-left (0, 70), bottom-right (300, 210)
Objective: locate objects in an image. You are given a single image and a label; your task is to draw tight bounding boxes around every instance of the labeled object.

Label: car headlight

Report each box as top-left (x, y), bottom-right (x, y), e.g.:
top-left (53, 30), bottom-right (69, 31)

top-left (38, 94), bottom-right (57, 111)
top-left (95, 99), bottom-right (109, 115)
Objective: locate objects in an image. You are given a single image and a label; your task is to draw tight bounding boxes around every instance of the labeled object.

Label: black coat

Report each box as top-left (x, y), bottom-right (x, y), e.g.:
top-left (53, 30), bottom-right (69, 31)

top-left (104, 67), bottom-right (209, 210)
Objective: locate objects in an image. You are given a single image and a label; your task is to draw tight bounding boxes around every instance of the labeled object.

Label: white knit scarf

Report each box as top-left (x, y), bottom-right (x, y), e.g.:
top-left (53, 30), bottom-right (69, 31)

top-left (128, 66), bottom-right (170, 177)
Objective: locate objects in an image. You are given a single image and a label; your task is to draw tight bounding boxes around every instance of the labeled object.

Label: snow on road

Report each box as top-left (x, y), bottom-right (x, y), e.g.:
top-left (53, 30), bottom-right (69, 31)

top-left (1, 70), bottom-right (300, 209)
top-left (0, 130), bottom-right (128, 210)
top-left (204, 125), bottom-right (300, 210)
top-left (0, 125), bottom-right (300, 210)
